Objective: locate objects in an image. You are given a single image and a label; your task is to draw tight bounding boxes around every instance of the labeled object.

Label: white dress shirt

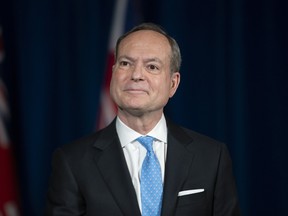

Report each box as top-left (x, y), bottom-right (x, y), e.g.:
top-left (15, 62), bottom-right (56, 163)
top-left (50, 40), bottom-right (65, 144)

top-left (116, 114), bottom-right (167, 211)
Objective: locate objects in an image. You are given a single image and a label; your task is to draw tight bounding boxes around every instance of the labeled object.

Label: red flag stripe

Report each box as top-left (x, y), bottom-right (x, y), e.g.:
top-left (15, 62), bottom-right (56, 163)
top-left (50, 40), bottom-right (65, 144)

top-left (96, 0), bottom-right (128, 129)
top-left (0, 26), bottom-right (20, 216)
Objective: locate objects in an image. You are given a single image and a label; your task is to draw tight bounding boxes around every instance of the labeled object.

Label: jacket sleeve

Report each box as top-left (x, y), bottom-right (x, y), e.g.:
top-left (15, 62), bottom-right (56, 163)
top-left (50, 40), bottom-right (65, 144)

top-left (213, 144), bottom-right (241, 216)
top-left (45, 148), bottom-right (85, 216)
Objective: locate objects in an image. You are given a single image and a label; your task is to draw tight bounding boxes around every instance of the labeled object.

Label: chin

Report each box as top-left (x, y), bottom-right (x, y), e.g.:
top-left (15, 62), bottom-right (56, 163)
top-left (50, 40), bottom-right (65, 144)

top-left (119, 106), bottom-right (145, 115)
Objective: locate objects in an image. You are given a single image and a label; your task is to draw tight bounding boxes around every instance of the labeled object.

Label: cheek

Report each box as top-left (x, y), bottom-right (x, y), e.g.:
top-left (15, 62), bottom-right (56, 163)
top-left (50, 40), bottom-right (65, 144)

top-left (155, 80), bottom-right (172, 98)
top-left (110, 72), bottom-right (129, 98)
top-left (112, 70), bottom-right (128, 83)
top-left (110, 74), bottom-right (120, 95)
top-left (110, 72), bottom-right (122, 88)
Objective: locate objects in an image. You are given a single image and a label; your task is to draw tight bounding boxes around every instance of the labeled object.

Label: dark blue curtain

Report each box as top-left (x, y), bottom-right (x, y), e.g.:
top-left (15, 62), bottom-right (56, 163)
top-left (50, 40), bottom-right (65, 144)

top-left (1, 0), bottom-right (287, 215)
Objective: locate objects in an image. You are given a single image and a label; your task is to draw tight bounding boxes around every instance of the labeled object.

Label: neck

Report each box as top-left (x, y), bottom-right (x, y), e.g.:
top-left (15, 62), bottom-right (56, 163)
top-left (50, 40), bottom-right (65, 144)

top-left (117, 110), bottom-right (163, 134)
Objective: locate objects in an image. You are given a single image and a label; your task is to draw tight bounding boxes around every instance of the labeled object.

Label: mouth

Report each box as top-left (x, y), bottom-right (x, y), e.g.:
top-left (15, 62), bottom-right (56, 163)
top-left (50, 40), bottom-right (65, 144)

top-left (124, 89), bottom-right (148, 94)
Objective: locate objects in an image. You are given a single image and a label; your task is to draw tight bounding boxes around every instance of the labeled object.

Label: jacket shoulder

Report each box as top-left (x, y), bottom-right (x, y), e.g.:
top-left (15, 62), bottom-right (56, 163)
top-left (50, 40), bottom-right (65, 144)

top-left (56, 120), bottom-right (118, 160)
top-left (167, 119), bottom-right (226, 153)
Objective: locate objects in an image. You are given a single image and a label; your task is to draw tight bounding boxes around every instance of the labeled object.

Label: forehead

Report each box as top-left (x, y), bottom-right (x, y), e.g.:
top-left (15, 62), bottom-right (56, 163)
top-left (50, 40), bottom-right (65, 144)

top-left (118, 30), bottom-right (171, 57)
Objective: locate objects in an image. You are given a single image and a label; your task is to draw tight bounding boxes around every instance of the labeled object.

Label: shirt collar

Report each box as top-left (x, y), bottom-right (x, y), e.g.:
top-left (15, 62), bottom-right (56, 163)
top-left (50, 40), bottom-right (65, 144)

top-left (116, 114), bottom-right (167, 148)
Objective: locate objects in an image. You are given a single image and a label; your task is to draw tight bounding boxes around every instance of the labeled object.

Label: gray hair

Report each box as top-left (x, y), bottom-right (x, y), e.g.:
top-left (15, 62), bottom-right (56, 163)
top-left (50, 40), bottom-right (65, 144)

top-left (115, 23), bottom-right (181, 73)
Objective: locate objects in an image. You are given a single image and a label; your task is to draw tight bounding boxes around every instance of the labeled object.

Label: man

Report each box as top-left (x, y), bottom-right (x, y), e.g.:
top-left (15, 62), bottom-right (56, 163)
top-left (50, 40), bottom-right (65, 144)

top-left (46, 23), bottom-right (241, 216)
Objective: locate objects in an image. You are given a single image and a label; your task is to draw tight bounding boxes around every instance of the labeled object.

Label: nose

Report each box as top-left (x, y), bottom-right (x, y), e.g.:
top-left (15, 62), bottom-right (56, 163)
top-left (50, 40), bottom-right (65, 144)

top-left (131, 63), bottom-right (144, 81)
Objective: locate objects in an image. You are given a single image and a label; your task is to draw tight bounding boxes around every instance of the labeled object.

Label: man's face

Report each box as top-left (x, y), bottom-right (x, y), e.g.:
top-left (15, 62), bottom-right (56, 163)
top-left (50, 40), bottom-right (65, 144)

top-left (110, 30), bottom-right (180, 117)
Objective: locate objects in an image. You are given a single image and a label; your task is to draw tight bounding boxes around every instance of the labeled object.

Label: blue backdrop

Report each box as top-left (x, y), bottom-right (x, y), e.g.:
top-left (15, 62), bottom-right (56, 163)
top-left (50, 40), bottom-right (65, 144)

top-left (1, 0), bottom-right (287, 215)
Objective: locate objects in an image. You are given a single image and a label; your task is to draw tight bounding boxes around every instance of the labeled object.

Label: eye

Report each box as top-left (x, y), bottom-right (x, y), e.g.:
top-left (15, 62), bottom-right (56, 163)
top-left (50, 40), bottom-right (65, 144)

top-left (119, 61), bottom-right (130, 66)
top-left (147, 64), bottom-right (159, 71)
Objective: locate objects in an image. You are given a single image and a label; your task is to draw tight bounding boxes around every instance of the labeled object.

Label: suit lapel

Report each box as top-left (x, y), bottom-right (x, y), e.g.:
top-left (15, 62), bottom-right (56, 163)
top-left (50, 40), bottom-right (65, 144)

top-left (93, 121), bottom-right (141, 216)
top-left (161, 120), bottom-right (195, 216)
top-left (92, 119), bottom-right (194, 216)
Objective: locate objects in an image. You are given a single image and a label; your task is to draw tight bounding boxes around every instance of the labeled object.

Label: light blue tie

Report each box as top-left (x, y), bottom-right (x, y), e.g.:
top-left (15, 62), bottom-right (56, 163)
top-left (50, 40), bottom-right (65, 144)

top-left (137, 136), bottom-right (163, 216)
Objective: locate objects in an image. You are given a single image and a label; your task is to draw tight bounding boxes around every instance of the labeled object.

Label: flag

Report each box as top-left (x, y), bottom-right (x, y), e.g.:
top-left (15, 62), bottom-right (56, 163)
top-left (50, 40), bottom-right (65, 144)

top-left (96, 0), bottom-right (129, 129)
top-left (0, 26), bottom-right (20, 216)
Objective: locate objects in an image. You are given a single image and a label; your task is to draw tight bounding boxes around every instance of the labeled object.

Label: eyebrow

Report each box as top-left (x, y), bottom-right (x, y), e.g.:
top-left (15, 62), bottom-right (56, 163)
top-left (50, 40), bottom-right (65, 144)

top-left (118, 55), bottom-right (163, 65)
top-left (117, 55), bottom-right (135, 62)
top-left (144, 57), bottom-right (163, 65)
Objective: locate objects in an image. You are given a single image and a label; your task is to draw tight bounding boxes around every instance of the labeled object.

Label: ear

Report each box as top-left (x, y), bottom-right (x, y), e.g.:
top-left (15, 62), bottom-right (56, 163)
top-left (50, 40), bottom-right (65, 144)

top-left (169, 72), bottom-right (180, 98)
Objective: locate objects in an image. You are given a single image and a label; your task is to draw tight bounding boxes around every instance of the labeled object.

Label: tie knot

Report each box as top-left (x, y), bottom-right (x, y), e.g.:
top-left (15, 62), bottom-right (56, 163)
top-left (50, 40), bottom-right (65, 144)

top-left (137, 136), bottom-right (155, 152)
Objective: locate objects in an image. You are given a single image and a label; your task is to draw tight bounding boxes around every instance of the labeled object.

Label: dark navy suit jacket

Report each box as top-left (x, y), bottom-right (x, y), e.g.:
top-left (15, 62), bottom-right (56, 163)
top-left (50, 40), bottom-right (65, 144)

top-left (45, 119), bottom-right (241, 216)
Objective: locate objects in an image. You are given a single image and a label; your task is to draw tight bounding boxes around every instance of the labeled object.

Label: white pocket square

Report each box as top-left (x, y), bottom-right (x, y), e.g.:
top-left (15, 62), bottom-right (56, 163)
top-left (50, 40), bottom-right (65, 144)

top-left (178, 189), bottom-right (205, 196)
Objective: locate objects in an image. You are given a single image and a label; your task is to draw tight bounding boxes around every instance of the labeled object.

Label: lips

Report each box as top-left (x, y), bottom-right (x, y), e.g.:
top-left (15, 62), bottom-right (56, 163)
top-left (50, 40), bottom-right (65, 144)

top-left (123, 84), bottom-right (149, 94)
top-left (124, 88), bottom-right (148, 94)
